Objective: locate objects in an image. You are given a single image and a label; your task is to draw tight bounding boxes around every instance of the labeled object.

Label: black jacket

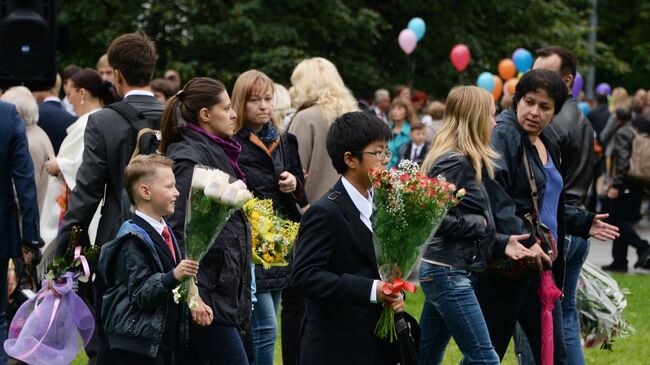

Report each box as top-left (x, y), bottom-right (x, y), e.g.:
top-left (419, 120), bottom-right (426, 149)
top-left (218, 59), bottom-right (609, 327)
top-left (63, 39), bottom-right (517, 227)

top-left (422, 152), bottom-right (496, 271)
top-left (611, 117), bottom-right (650, 187)
top-left (236, 127), bottom-right (306, 291)
top-left (487, 109), bottom-right (595, 289)
top-left (291, 179), bottom-right (393, 365)
top-left (588, 104), bottom-right (610, 139)
top-left (53, 94), bottom-right (164, 254)
top-left (37, 100), bottom-right (76, 154)
top-left (165, 127), bottom-right (252, 336)
top-left (98, 218), bottom-right (185, 358)
top-left (545, 96), bottom-right (595, 207)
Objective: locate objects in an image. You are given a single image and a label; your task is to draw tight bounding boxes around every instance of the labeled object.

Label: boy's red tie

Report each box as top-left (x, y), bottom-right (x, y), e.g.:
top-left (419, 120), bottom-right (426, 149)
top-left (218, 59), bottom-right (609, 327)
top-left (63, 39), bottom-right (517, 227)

top-left (161, 227), bottom-right (177, 263)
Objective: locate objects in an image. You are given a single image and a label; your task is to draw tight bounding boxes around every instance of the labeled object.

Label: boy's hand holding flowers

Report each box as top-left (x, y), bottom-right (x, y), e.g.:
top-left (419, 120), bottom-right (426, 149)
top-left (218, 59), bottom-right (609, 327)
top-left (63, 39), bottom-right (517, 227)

top-left (376, 281), bottom-right (404, 313)
top-left (173, 259), bottom-right (200, 281)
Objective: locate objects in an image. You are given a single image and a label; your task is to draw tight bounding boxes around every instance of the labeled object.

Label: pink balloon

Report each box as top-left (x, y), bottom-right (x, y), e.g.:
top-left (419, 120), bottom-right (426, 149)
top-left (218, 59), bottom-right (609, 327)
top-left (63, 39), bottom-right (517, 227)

top-left (450, 44), bottom-right (471, 72)
top-left (398, 29), bottom-right (417, 55)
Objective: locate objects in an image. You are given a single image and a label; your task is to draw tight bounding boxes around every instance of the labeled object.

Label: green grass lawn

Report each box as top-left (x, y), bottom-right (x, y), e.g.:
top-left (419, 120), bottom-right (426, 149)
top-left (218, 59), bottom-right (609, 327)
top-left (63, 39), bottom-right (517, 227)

top-left (72, 273), bottom-right (648, 364)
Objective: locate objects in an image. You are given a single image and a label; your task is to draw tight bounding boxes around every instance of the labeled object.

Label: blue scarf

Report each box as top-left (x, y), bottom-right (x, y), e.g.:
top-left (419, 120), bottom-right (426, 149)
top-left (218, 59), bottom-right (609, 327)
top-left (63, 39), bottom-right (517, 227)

top-left (253, 122), bottom-right (279, 147)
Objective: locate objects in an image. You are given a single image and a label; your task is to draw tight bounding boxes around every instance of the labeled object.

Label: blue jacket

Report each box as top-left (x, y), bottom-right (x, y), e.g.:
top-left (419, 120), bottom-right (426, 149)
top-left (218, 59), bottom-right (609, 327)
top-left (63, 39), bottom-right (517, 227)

top-left (0, 101), bottom-right (39, 258)
top-left (38, 100), bottom-right (76, 154)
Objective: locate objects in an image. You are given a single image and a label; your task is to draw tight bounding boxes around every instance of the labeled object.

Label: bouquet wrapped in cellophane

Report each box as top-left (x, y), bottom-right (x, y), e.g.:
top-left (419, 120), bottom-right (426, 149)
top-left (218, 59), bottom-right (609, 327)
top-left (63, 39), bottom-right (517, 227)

top-left (371, 160), bottom-right (464, 341)
top-left (243, 198), bottom-right (299, 269)
top-left (578, 261), bottom-right (634, 350)
top-left (173, 166), bottom-right (252, 308)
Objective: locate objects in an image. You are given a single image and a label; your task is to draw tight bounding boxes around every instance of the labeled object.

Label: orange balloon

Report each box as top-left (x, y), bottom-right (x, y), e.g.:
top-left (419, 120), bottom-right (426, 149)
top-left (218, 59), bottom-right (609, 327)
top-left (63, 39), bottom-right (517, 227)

top-left (492, 76), bottom-right (503, 101)
top-left (504, 78), bottom-right (518, 95)
top-left (498, 59), bottom-right (516, 80)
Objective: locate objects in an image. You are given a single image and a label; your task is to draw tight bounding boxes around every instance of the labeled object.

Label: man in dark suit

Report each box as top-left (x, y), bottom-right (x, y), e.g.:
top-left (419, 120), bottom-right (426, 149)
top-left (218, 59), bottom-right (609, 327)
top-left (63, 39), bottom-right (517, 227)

top-left (48, 32), bottom-right (163, 365)
top-left (32, 74), bottom-right (76, 154)
top-left (291, 111), bottom-right (403, 365)
top-left (0, 101), bottom-right (41, 363)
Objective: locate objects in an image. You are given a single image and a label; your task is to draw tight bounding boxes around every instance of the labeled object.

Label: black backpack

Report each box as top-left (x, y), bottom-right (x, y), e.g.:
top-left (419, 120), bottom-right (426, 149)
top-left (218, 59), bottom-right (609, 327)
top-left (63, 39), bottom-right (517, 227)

top-left (105, 101), bottom-right (164, 162)
top-left (105, 101), bottom-right (164, 219)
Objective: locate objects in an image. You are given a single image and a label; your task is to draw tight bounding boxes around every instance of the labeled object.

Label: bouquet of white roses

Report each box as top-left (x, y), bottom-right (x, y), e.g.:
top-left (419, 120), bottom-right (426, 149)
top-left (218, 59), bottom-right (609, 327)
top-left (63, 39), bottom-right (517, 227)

top-left (173, 166), bottom-right (252, 307)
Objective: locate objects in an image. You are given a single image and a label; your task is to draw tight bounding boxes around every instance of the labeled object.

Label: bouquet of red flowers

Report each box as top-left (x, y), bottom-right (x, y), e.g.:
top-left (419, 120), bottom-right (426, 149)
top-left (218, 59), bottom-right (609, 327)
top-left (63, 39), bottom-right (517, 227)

top-left (371, 160), bottom-right (464, 341)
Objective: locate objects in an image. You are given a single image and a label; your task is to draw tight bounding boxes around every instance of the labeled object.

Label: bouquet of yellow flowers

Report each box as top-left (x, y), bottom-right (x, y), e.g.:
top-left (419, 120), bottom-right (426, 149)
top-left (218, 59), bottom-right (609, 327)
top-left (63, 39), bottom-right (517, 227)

top-left (243, 198), bottom-right (300, 269)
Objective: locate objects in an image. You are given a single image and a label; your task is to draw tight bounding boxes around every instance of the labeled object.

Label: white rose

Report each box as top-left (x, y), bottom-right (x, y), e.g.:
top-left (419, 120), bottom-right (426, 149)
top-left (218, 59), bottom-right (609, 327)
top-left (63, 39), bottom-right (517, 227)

top-left (210, 169), bottom-right (230, 183)
top-left (220, 183), bottom-right (240, 206)
top-left (191, 167), bottom-right (213, 190)
top-left (204, 176), bottom-right (229, 200)
top-left (234, 189), bottom-right (253, 207)
top-left (230, 179), bottom-right (248, 192)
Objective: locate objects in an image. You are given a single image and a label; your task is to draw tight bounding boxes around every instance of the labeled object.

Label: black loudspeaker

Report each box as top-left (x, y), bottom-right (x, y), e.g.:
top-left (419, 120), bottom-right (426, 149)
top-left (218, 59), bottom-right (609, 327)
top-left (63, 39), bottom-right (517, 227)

top-left (0, 0), bottom-right (56, 91)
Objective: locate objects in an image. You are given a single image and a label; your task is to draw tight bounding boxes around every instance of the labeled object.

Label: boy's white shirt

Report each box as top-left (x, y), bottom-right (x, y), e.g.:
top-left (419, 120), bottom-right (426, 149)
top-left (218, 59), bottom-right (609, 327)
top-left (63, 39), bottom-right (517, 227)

top-left (340, 177), bottom-right (379, 303)
top-left (135, 210), bottom-right (167, 240)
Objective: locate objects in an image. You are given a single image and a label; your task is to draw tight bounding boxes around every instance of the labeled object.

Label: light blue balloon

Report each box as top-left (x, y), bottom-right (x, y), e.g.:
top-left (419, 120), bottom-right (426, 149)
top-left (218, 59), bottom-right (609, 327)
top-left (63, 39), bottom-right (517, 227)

top-left (477, 72), bottom-right (495, 92)
top-left (407, 17), bottom-right (426, 41)
top-left (578, 101), bottom-right (590, 116)
top-left (513, 49), bottom-right (533, 73)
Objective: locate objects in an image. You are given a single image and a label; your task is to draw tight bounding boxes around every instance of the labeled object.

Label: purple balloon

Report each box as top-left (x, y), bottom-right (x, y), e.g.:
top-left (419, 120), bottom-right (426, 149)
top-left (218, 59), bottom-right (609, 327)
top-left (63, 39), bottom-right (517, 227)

top-left (595, 82), bottom-right (611, 96)
top-left (572, 72), bottom-right (584, 97)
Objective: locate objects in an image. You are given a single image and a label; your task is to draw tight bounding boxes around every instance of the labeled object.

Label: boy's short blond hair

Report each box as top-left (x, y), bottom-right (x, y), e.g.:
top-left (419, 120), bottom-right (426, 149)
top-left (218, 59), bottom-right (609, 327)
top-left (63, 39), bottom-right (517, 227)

top-left (124, 155), bottom-right (174, 206)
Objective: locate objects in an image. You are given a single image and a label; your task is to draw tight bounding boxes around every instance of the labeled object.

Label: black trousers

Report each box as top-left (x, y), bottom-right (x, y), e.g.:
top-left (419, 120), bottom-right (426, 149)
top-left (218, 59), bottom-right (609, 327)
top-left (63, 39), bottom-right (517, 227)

top-left (281, 284), bottom-right (305, 365)
top-left (475, 274), bottom-right (567, 365)
top-left (603, 182), bottom-right (650, 265)
top-left (113, 348), bottom-right (172, 365)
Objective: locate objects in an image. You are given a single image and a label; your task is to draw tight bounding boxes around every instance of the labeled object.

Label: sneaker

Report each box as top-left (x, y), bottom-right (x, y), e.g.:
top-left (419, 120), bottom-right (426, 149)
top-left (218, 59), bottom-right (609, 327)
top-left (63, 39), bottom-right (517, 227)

top-left (635, 247), bottom-right (650, 269)
top-left (601, 263), bottom-right (628, 273)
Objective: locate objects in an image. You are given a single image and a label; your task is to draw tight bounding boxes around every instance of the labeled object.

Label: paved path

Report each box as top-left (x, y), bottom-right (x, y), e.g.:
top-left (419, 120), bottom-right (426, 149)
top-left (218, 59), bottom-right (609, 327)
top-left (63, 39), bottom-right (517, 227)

top-left (587, 216), bottom-right (650, 275)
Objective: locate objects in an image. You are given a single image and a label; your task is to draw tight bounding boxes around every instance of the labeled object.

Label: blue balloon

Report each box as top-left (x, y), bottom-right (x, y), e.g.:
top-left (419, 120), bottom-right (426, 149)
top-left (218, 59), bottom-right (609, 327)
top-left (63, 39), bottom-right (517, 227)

top-left (407, 17), bottom-right (426, 41)
top-left (578, 101), bottom-right (590, 116)
top-left (477, 72), bottom-right (495, 92)
top-left (513, 49), bottom-right (533, 73)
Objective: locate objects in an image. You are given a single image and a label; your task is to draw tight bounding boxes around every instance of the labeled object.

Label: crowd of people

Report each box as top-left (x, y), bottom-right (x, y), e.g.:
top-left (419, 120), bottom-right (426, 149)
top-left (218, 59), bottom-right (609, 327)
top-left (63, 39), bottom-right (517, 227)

top-left (1, 30), bottom-right (649, 365)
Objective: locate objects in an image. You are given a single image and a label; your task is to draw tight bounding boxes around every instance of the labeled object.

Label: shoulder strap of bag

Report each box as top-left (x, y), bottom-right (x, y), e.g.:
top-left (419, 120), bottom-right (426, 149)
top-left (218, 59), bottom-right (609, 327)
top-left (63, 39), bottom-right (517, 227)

top-left (105, 101), bottom-right (161, 162)
top-left (522, 147), bottom-right (542, 222)
top-left (279, 133), bottom-right (288, 171)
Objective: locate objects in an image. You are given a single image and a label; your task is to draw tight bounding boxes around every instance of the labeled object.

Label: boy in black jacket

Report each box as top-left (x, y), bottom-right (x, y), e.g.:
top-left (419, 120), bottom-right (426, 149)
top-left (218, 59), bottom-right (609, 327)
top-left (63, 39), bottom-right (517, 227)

top-left (291, 111), bottom-right (404, 365)
top-left (98, 155), bottom-right (199, 365)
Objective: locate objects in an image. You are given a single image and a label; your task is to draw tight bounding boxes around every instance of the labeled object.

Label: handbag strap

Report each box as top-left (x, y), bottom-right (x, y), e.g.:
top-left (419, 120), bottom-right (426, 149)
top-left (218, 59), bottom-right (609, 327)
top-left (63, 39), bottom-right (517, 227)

top-left (522, 147), bottom-right (542, 222)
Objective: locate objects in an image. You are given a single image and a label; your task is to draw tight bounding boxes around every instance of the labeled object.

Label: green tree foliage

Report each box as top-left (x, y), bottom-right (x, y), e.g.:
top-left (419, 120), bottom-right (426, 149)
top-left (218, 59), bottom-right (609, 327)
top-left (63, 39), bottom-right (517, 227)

top-left (57, 0), bottom-right (640, 99)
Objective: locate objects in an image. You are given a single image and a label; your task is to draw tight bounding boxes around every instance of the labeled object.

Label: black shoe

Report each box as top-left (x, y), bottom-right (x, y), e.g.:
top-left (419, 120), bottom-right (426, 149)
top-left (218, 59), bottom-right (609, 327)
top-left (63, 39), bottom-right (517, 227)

top-left (601, 263), bottom-right (628, 272)
top-left (634, 247), bottom-right (650, 269)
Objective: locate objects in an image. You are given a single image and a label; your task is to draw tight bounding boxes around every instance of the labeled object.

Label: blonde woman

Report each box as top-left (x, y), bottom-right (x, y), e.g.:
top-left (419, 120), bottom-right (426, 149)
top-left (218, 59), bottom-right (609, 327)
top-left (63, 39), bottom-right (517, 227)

top-left (231, 70), bottom-right (306, 365)
top-left (600, 87), bottom-right (631, 153)
top-left (387, 97), bottom-right (419, 168)
top-left (288, 57), bottom-right (358, 202)
top-left (1, 86), bottom-right (54, 212)
top-left (273, 83), bottom-right (296, 130)
top-left (418, 86), bottom-right (516, 365)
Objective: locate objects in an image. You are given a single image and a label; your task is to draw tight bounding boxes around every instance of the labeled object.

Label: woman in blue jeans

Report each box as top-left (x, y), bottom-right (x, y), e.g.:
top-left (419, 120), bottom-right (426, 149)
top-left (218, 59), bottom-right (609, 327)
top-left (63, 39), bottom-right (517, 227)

top-left (231, 70), bottom-right (307, 365)
top-left (418, 86), bottom-right (535, 365)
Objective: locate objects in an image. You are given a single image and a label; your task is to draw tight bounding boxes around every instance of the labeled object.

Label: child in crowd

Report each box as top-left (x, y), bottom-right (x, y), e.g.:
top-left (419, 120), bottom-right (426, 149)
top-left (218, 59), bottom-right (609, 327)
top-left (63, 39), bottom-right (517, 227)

top-left (291, 111), bottom-right (404, 365)
top-left (398, 121), bottom-right (430, 166)
top-left (98, 155), bottom-right (199, 365)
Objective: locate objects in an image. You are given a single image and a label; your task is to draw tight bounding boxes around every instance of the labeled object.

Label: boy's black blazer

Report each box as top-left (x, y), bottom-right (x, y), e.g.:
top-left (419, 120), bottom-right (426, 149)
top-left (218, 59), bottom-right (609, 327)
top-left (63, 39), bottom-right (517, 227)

top-left (291, 178), bottom-right (393, 365)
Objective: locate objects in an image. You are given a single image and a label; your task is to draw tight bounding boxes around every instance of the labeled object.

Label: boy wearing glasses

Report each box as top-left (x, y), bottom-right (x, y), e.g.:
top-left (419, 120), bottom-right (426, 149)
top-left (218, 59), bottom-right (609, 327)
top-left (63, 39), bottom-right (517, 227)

top-left (291, 111), bottom-right (404, 365)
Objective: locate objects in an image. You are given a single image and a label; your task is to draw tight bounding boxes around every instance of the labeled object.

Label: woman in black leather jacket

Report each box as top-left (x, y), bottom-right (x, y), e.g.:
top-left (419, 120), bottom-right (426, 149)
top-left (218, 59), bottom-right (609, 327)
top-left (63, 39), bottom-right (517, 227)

top-left (417, 86), bottom-right (511, 365)
top-left (231, 70), bottom-right (307, 365)
top-left (476, 69), bottom-right (618, 364)
top-left (161, 77), bottom-right (252, 365)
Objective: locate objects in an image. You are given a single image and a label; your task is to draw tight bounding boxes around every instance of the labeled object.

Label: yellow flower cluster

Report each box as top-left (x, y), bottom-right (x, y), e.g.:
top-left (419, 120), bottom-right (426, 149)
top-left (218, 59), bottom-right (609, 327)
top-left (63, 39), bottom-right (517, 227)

top-left (243, 198), bottom-right (300, 269)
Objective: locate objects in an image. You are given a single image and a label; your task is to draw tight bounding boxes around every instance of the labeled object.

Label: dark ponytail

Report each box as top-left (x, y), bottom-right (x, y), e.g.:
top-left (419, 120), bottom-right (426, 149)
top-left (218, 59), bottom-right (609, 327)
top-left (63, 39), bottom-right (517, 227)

top-left (70, 68), bottom-right (120, 106)
top-left (160, 77), bottom-right (226, 153)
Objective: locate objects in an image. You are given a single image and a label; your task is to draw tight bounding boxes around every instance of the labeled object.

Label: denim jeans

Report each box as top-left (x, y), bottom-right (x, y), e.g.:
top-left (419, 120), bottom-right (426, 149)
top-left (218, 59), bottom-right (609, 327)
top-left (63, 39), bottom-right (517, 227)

top-left (562, 235), bottom-right (590, 365)
top-left (251, 289), bottom-right (281, 365)
top-left (418, 262), bottom-right (499, 365)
